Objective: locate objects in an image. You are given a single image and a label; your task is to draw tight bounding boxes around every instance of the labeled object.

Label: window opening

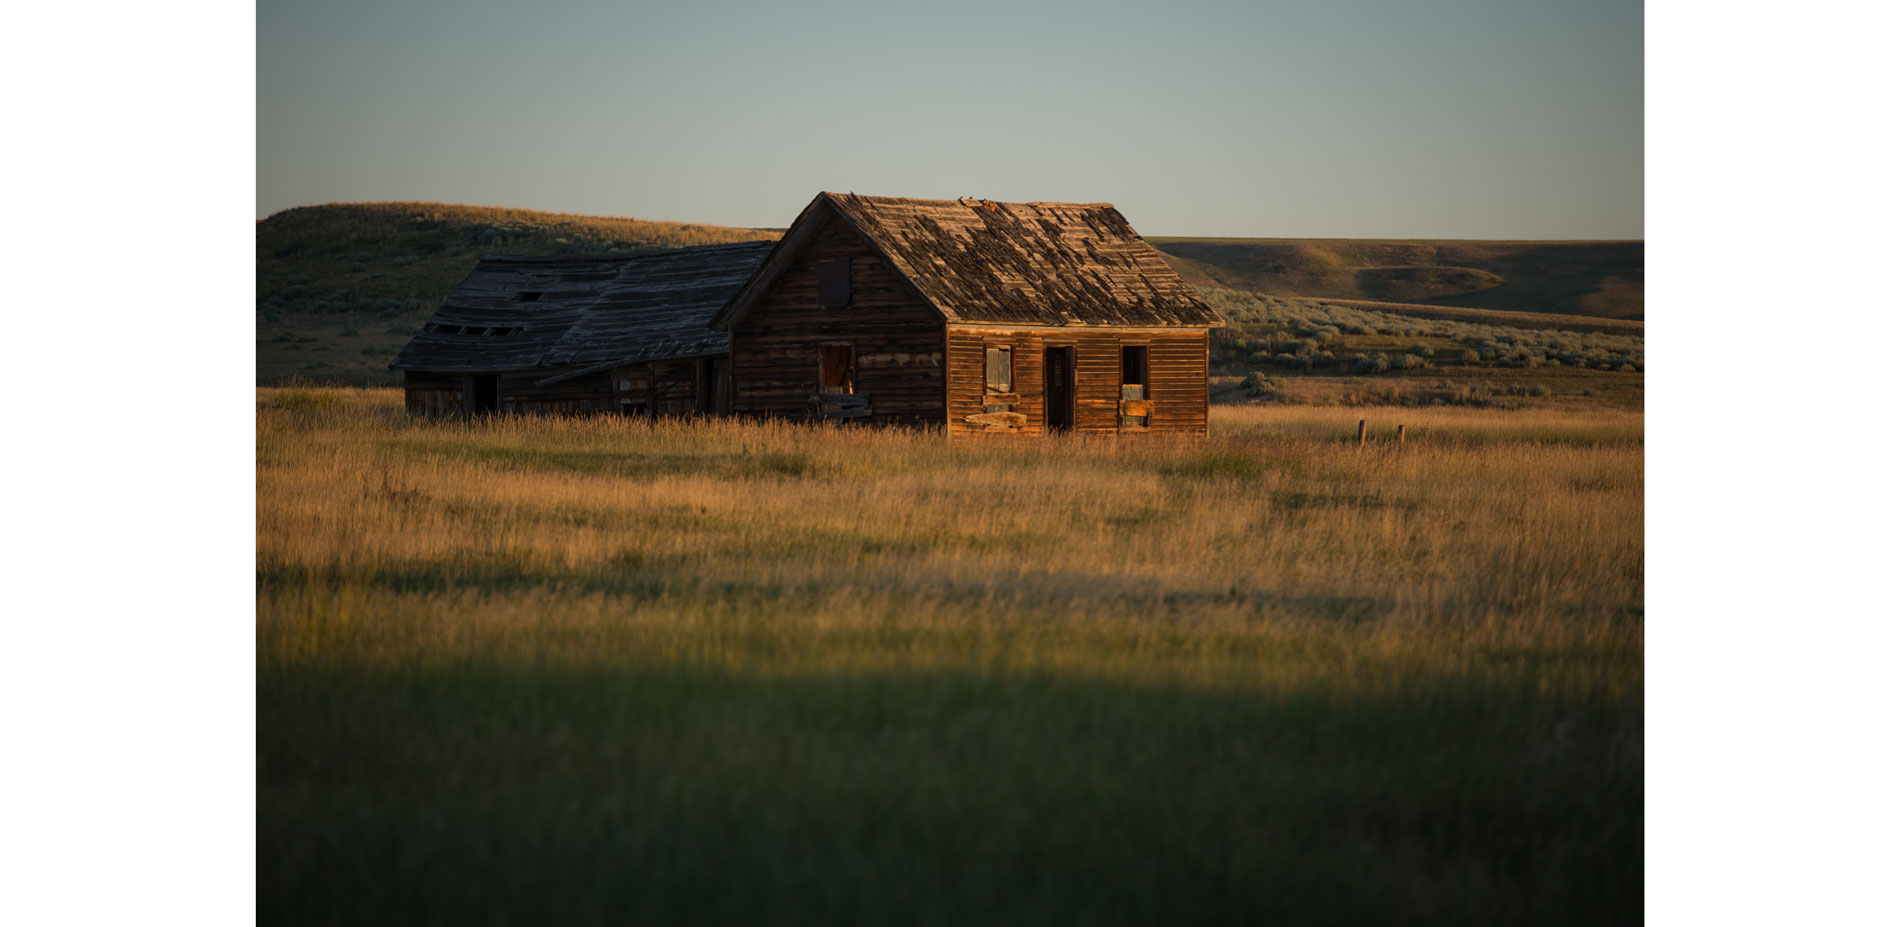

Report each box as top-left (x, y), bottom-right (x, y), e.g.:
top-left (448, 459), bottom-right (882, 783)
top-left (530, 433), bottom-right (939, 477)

top-left (819, 343), bottom-right (855, 394)
top-left (1120, 345), bottom-right (1150, 428)
top-left (818, 260), bottom-right (852, 309)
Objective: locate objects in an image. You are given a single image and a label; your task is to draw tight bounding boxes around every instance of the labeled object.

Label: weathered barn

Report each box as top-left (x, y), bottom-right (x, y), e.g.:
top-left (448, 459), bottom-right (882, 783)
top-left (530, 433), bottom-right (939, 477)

top-left (390, 241), bottom-right (770, 416)
top-left (709, 193), bottom-right (1222, 436)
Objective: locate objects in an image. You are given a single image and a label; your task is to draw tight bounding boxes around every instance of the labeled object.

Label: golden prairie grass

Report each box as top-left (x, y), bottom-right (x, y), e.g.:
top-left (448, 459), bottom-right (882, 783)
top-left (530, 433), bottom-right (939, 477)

top-left (257, 389), bottom-right (1642, 924)
top-left (259, 391), bottom-right (1641, 666)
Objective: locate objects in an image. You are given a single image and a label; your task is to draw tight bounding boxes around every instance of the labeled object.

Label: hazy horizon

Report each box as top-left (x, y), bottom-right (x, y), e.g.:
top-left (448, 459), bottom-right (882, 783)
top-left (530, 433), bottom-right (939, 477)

top-left (258, 0), bottom-right (1642, 239)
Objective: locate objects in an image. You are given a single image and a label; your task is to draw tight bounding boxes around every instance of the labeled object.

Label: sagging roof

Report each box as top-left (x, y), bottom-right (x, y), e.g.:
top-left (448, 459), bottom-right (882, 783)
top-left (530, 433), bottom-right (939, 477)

top-left (390, 241), bottom-right (773, 372)
top-left (711, 192), bottom-right (1221, 330)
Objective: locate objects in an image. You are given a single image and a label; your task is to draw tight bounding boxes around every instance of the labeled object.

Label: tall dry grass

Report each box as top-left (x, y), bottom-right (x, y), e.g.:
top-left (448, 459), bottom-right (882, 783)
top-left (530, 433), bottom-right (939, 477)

top-left (257, 389), bottom-right (1642, 924)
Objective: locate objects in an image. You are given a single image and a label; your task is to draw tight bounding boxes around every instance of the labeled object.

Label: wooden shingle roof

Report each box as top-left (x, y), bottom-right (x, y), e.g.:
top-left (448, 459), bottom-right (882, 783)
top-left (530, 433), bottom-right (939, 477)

top-left (391, 241), bottom-right (771, 372)
top-left (712, 193), bottom-right (1220, 330)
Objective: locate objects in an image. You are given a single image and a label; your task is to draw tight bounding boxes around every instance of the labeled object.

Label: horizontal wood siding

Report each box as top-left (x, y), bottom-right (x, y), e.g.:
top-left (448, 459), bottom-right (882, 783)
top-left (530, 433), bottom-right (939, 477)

top-left (405, 368), bottom-right (623, 416)
top-left (946, 327), bottom-right (1208, 438)
top-left (947, 329), bottom-right (1046, 436)
top-left (1146, 332), bottom-right (1210, 434)
top-left (729, 214), bottom-right (945, 426)
top-left (498, 369), bottom-right (613, 415)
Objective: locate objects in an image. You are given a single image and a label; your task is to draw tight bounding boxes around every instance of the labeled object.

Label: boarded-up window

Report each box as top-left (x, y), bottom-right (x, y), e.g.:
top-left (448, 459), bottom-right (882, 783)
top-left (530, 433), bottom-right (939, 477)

top-left (985, 346), bottom-right (1012, 392)
top-left (819, 259), bottom-right (852, 309)
top-left (984, 345), bottom-right (1013, 414)
top-left (820, 343), bottom-right (855, 394)
top-left (1120, 345), bottom-right (1150, 428)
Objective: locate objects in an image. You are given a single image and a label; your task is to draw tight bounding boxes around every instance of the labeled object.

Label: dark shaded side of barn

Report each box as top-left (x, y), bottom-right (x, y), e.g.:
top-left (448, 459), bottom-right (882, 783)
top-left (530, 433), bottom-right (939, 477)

top-left (399, 360), bottom-right (727, 419)
top-left (391, 243), bottom-right (767, 418)
top-left (724, 213), bottom-right (947, 426)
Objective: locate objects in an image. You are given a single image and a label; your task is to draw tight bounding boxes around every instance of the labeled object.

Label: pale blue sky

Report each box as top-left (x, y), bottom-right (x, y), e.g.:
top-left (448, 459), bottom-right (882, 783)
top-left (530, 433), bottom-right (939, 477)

top-left (257, 0), bottom-right (1641, 238)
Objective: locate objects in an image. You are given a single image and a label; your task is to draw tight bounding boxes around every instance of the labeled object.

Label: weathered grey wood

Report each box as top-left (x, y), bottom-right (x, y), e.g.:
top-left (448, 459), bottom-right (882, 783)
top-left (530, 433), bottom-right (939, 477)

top-left (963, 411), bottom-right (1027, 428)
top-left (392, 242), bottom-right (770, 376)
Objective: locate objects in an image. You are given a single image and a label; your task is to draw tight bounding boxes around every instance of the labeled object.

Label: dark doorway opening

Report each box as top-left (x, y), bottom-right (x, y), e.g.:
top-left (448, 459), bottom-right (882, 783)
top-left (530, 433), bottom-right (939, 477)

top-left (470, 374), bottom-right (499, 413)
top-left (696, 357), bottom-right (730, 415)
top-left (1044, 346), bottom-right (1075, 432)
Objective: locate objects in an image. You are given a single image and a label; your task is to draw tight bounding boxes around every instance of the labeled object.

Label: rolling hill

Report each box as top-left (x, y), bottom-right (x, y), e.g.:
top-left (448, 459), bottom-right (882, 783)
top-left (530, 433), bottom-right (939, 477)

top-left (255, 203), bottom-right (1643, 385)
top-left (1150, 238), bottom-right (1644, 320)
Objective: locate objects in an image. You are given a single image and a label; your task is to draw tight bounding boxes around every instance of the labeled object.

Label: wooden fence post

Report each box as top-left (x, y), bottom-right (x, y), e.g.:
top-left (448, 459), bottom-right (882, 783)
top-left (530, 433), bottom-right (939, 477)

top-left (1356, 420), bottom-right (1367, 446)
top-left (1397, 424), bottom-right (1406, 445)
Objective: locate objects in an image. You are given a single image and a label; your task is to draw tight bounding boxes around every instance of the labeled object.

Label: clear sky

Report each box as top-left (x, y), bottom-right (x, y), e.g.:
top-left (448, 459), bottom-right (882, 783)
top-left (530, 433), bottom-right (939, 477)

top-left (257, 0), bottom-right (1641, 238)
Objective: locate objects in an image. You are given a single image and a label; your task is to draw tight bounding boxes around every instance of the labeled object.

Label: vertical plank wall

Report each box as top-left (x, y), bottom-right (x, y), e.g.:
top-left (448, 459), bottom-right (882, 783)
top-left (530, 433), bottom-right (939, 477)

top-left (945, 327), bottom-right (1208, 437)
top-left (728, 214), bottom-right (946, 425)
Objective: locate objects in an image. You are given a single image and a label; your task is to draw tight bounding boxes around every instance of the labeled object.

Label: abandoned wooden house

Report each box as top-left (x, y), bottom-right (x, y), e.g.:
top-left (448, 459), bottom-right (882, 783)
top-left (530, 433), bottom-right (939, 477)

top-left (709, 192), bottom-right (1222, 436)
top-left (390, 241), bottom-right (771, 416)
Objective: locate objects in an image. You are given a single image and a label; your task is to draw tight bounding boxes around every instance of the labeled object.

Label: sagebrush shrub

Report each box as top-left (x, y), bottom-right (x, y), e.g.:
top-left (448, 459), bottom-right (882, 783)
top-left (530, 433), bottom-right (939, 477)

top-left (1352, 354), bottom-right (1391, 375)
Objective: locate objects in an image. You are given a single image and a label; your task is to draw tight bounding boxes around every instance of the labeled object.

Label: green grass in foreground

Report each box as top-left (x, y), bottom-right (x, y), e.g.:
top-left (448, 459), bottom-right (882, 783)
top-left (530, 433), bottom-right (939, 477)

top-left (258, 390), bottom-right (1642, 925)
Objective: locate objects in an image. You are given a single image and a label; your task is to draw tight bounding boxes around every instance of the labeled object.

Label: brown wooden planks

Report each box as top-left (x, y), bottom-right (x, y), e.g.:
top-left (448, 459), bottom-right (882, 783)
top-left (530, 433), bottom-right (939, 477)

top-left (728, 213), bottom-right (947, 426)
top-left (944, 327), bottom-right (1205, 438)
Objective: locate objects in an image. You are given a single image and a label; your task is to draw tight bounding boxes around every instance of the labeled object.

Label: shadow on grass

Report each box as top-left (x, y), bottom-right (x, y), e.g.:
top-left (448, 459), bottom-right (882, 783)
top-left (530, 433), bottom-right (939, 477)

top-left (259, 662), bottom-right (1640, 926)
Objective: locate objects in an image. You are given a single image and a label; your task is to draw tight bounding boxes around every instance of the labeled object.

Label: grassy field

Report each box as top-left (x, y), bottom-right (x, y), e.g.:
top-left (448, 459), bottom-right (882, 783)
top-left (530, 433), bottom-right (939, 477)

top-left (257, 389), bottom-right (1642, 924)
